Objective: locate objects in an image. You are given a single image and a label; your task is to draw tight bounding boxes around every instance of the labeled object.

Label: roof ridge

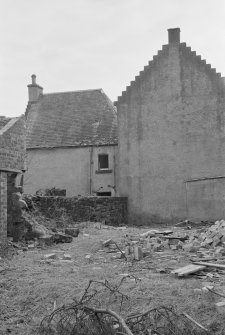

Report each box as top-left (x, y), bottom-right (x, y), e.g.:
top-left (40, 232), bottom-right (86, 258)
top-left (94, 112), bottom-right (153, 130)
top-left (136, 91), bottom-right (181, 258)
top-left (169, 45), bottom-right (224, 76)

top-left (43, 88), bottom-right (103, 96)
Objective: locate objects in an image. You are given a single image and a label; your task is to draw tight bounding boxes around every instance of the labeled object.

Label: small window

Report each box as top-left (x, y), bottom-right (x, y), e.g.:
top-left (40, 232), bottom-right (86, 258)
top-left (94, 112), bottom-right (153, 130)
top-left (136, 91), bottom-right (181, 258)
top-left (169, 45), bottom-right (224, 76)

top-left (98, 154), bottom-right (109, 170)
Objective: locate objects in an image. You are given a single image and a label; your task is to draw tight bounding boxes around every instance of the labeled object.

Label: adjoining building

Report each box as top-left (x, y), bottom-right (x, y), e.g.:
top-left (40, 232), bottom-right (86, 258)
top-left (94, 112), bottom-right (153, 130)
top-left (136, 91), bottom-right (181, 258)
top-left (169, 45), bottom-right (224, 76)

top-left (25, 76), bottom-right (117, 197)
top-left (0, 116), bottom-right (26, 248)
top-left (115, 28), bottom-right (225, 224)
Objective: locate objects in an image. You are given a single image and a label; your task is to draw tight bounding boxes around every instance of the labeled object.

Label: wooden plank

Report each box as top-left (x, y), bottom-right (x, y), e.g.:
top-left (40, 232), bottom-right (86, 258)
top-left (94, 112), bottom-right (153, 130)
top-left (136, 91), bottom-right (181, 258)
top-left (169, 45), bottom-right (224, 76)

top-left (161, 235), bottom-right (188, 241)
top-left (193, 261), bottom-right (225, 270)
top-left (172, 264), bottom-right (206, 277)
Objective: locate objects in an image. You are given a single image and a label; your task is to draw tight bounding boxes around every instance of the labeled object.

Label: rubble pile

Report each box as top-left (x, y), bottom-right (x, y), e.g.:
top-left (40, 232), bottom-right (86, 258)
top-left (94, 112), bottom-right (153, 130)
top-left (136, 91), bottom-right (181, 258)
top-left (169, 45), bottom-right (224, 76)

top-left (112, 220), bottom-right (225, 260)
top-left (192, 220), bottom-right (225, 250)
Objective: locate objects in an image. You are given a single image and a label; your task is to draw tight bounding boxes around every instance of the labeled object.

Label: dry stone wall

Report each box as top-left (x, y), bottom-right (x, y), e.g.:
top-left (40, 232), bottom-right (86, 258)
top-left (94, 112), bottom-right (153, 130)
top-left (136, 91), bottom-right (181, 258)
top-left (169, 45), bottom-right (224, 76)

top-left (26, 196), bottom-right (128, 226)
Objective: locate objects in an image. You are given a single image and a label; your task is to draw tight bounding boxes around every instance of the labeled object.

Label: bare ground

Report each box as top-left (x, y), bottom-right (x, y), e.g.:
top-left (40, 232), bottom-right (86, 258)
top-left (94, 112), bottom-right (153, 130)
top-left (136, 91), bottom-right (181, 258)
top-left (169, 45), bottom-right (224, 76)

top-left (1, 223), bottom-right (225, 335)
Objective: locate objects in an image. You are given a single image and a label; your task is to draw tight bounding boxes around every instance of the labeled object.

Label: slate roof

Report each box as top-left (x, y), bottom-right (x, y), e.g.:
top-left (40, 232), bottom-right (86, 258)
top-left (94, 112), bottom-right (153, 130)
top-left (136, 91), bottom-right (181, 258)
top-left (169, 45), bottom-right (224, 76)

top-left (0, 116), bottom-right (12, 130)
top-left (26, 89), bottom-right (117, 149)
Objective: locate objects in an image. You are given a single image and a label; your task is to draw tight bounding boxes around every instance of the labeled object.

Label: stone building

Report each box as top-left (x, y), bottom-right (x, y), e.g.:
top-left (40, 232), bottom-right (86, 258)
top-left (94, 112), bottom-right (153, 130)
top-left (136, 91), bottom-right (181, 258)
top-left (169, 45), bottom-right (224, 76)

top-left (0, 116), bottom-right (26, 248)
top-left (115, 28), bottom-right (225, 224)
top-left (25, 76), bottom-right (117, 197)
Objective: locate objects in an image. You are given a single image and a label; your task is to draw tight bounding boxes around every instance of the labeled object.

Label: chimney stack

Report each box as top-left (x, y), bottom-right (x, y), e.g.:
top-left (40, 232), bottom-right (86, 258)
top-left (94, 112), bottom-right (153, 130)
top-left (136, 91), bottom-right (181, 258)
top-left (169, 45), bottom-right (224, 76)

top-left (168, 28), bottom-right (180, 44)
top-left (27, 74), bottom-right (43, 102)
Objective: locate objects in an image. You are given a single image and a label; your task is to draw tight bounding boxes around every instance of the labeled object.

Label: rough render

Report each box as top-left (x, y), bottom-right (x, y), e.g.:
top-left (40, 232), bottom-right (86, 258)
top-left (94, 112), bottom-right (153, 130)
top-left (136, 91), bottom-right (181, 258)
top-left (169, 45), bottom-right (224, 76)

top-left (25, 145), bottom-right (117, 196)
top-left (116, 30), bottom-right (225, 224)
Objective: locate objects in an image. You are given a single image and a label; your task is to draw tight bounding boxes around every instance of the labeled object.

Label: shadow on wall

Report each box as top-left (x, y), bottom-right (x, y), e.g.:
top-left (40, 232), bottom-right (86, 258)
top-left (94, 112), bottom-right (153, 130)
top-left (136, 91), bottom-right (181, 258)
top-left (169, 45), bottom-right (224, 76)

top-left (129, 212), bottom-right (185, 226)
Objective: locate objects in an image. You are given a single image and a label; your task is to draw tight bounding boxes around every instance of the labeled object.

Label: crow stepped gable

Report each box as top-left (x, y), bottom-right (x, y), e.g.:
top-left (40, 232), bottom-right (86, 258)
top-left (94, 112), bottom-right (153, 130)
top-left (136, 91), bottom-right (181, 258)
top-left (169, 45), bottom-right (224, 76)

top-left (115, 28), bottom-right (225, 225)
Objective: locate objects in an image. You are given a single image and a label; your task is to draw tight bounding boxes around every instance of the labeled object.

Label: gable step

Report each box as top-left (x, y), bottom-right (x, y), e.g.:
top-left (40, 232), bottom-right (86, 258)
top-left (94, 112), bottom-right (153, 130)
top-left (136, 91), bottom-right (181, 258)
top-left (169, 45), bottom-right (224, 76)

top-left (196, 55), bottom-right (202, 61)
top-left (185, 47), bottom-right (191, 53)
top-left (162, 44), bottom-right (169, 50)
top-left (157, 50), bottom-right (163, 56)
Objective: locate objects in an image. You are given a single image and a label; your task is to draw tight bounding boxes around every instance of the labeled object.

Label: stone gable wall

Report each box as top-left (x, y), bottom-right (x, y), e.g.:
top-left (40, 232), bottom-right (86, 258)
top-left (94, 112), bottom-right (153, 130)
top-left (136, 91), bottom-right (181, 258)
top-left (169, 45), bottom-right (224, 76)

top-left (116, 33), bottom-right (225, 224)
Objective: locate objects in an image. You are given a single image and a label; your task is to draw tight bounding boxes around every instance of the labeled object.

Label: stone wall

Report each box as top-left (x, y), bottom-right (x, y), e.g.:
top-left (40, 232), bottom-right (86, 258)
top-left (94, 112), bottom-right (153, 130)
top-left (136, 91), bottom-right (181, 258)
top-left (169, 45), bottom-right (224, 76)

top-left (0, 172), bottom-right (7, 250)
top-left (26, 195), bottom-right (128, 226)
top-left (0, 116), bottom-right (26, 172)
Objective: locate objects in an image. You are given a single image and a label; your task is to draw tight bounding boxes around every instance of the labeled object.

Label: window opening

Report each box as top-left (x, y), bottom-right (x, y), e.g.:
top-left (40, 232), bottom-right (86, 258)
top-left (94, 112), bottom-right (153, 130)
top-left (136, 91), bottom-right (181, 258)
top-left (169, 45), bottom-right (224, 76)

top-left (98, 154), bottom-right (109, 170)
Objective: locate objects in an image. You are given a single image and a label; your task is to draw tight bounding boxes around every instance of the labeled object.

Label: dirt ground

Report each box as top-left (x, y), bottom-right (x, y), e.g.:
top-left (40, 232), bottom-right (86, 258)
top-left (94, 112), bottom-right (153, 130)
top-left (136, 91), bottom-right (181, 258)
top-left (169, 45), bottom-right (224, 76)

top-left (1, 223), bottom-right (225, 335)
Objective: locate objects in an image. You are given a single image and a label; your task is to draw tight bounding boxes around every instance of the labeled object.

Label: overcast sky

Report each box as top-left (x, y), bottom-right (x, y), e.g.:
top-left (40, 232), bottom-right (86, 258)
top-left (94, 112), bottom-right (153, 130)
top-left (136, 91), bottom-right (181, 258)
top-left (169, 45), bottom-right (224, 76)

top-left (0, 0), bottom-right (225, 117)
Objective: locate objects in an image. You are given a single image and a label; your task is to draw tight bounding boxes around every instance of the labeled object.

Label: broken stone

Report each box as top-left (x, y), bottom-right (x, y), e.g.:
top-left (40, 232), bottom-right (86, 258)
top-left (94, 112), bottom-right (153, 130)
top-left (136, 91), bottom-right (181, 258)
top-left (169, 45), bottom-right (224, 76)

top-left (38, 235), bottom-right (54, 247)
top-left (44, 253), bottom-right (57, 260)
top-left (140, 230), bottom-right (159, 238)
top-left (125, 246), bottom-right (131, 257)
top-left (133, 245), bottom-right (143, 261)
top-left (93, 222), bottom-right (102, 229)
top-left (152, 243), bottom-right (162, 252)
top-left (102, 239), bottom-right (113, 247)
top-left (53, 233), bottom-right (73, 243)
top-left (193, 288), bottom-right (202, 293)
top-left (63, 254), bottom-right (72, 260)
top-left (170, 245), bottom-right (178, 250)
top-left (64, 228), bottom-right (79, 237)
top-left (215, 300), bottom-right (225, 314)
top-left (168, 239), bottom-right (179, 246)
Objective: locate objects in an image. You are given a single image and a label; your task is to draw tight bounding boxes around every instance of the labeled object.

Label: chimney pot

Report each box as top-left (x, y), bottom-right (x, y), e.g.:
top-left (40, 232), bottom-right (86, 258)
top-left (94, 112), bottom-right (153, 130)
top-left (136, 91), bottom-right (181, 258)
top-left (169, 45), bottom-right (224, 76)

top-left (31, 74), bottom-right (36, 85)
top-left (168, 28), bottom-right (180, 44)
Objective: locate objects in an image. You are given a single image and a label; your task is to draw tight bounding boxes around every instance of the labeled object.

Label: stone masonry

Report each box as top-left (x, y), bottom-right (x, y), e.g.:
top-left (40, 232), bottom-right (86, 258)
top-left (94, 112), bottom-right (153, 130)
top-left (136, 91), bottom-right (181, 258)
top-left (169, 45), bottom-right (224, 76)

top-left (0, 116), bottom-right (26, 250)
top-left (26, 195), bottom-right (128, 226)
top-left (0, 172), bottom-right (7, 250)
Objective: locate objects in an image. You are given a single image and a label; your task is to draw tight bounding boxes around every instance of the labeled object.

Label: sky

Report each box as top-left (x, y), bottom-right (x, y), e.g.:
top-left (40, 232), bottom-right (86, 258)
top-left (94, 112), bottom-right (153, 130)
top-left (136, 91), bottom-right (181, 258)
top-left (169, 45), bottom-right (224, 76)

top-left (0, 0), bottom-right (225, 117)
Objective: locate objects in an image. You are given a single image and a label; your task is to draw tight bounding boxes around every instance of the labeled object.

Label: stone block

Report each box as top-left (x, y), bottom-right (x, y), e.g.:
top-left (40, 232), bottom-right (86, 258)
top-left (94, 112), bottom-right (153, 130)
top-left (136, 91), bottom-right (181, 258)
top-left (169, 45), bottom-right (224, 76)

top-left (38, 235), bottom-right (54, 247)
top-left (102, 239), bottom-right (113, 247)
top-left (53, 233), bottom-right (73, 243)
top-left (44, 253), bottom-right (57, 259)
top-left (134, 245), bottom-right (143, 260)
top-left (63, 254), bottom-right (72, 260)
top-left (65, 228), bottom-right (79, 237)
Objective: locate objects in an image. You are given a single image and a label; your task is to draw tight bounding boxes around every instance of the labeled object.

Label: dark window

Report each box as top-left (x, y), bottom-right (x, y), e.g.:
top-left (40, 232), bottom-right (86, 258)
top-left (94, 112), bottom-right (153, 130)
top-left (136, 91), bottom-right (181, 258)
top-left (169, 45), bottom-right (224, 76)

top-left (98, 154), bottom-right (109, 170)
top-left (97, 192), bottom-right (111, 196)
